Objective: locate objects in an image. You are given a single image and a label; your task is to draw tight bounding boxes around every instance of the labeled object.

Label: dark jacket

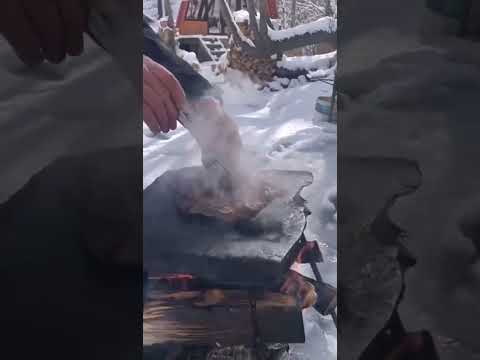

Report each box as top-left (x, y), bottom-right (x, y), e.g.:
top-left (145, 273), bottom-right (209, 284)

top-left (143, 19), bottom-right (221, 101)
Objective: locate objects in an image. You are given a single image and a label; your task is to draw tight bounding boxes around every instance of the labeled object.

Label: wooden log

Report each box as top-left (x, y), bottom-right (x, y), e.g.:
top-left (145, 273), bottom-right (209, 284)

top-left (144, 289), bottom-right (305, 347)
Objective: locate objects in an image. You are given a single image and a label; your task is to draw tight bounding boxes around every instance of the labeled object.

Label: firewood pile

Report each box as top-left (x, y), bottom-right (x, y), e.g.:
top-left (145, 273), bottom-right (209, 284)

top-left (228, 46), bottom-right (277, 83)
top-left (226, 19), bottom-right (277, 82)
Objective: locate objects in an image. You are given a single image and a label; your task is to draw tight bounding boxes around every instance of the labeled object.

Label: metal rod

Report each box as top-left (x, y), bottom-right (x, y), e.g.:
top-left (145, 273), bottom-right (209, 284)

top-left (310, 261), bottom-right (324, 283)
top-left (330, 309), bottom-right (337, 328)
top-left (328, 71), bottom-right (336, 123)
top-left (310, 260), bottom-right (337, 329)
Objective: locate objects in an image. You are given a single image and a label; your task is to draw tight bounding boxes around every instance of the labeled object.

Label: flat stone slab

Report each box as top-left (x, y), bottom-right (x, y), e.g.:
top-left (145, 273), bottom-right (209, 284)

top-left (143, 167), bottom-right (313, 285)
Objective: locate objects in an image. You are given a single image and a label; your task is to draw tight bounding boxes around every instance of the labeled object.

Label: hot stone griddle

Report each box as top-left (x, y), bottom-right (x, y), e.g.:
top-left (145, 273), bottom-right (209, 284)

top-left (143, 167), bottom-right (313, 286)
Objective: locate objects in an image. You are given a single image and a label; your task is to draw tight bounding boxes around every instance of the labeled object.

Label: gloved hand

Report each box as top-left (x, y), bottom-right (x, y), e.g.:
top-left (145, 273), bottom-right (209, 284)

top-left (143, 55), bottom-right (186, 133)
top-left (1, 0), bottom-right (88, 65)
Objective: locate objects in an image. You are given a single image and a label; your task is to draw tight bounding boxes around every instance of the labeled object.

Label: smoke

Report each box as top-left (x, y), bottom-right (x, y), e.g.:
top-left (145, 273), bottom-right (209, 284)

top-left (181, 95), bottom-right (277, 206)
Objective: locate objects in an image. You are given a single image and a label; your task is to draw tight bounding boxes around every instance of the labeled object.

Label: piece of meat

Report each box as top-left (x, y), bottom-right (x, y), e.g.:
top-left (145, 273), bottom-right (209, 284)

top-left (175, 91), bottom-right (286, 224)
top-left (176, 174), bottom-right (286, 223)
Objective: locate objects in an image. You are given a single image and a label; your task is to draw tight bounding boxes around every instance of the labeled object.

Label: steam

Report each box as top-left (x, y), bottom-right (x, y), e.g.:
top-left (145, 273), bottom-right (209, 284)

top-left (181, 96), bottom-right (272, 204)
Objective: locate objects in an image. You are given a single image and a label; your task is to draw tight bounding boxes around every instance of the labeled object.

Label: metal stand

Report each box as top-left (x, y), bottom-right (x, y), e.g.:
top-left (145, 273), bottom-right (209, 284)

top-left (297, 233), bottom-right (338, 329)
top-left (328, 71), bottom-right (337, 123)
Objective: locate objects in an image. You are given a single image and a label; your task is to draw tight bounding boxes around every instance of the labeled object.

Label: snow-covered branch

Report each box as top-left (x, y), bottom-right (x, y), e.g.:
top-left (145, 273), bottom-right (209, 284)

top-left (267, 16), bottom-right (336, 53)
top-left (222, 0), bottom-right (336, 57)
top-left (268, 17), bottom-right (336, 41)
top-left (219, 0), bottom-right (258, 55)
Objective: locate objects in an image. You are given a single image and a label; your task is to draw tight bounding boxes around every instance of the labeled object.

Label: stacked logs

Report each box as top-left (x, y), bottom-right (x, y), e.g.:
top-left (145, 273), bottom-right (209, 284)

top-left (226, 19), bottom-right (278, 83)
top-left (227, 46), bottom-right (277, 83)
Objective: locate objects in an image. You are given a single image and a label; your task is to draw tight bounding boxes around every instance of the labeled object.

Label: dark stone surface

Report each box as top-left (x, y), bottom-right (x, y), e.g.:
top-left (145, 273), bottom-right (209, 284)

top-left (143, 167), bottom-right (313, 285)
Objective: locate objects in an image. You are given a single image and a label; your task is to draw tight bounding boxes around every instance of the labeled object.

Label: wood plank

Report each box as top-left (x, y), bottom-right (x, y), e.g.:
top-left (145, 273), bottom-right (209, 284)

top-left (143, 289), bottom-right (305, 346)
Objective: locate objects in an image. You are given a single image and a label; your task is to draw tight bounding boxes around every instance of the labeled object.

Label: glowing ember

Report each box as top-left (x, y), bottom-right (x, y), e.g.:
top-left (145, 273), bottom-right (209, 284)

top-left (281, 270), bottom-right (317, 309)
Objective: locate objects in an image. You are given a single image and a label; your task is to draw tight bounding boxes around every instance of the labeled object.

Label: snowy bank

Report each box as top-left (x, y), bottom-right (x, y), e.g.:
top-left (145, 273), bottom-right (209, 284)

top-left (233, 9), bottom-right (251, 23)
top-left (176, 48), bottom-right (200, 68)
top-left (277, 52), bottom-right (337, 71)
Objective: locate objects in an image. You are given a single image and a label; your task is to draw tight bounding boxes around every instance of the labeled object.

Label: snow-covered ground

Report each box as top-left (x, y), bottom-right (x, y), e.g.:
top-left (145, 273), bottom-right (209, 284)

top-left (143, 62), bottom-right (337, 358)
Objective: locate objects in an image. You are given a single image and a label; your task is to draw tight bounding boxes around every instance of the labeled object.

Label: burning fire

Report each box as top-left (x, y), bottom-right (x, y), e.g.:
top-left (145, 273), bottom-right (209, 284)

top-left (280, 270), bottom-right (317, 309)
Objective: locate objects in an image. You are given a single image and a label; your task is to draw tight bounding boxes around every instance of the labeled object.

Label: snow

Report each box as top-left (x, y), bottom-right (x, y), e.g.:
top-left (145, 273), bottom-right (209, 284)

top-left (176, 48), bottom-right (200, 67)
top-left (270, 18), bottom-right (282, 30)
top-left (268, 16), bottom-right (337, 41)
top-left (230, 9), bottom-right (279, 30)
top-left (276, 52), bottom-right (336, 80)
top-left (308, 63), bottom-right (337, 79)
top-left (218, 52), bottom-right (229, 66)
top-left (277, 51), bottom-right (336, 71)
top-left (233, 9), bottom-right (250, 23)
top-left (268, 79), bottom-right (283, 91)
top-left (143, 66), bottom-right (336, 359)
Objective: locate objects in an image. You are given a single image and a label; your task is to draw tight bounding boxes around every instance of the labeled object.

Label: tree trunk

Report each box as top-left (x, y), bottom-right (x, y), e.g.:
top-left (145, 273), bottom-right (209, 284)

top-left (164, 0), bottom-right (174, 27)
top-left (246, 0), bottom-right (260, 41)
top-left (290, 0), bottom-right (296, 27)
top-left (324, 0), bottom-right (334, 17)
top-left (219, 0), bottom-right (245, 41)
top-left (258, 0), bottom-right (269, 37)
top-left (157, 0), bottom-right (163, 18)
top-left (198, 0), bottom-right (208, 19)
top-left (206, 0), bottom-right (215, 20)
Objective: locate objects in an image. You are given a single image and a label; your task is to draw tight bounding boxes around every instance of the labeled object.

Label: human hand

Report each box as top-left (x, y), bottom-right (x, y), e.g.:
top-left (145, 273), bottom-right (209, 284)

top-left (1, 0), bottom-right (88, 65)
top-left (143, 55), bottom-right (186, 134)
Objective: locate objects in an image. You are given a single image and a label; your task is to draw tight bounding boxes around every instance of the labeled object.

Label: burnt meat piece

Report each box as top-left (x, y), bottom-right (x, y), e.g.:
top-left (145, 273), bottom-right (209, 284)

top-left (175, 173), bottom-right (286, 223)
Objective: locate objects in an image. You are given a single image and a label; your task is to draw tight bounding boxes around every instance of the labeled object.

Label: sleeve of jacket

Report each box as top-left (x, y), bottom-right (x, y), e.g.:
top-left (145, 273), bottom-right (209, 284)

top-left (143, 23), bottom-right (221, 101)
